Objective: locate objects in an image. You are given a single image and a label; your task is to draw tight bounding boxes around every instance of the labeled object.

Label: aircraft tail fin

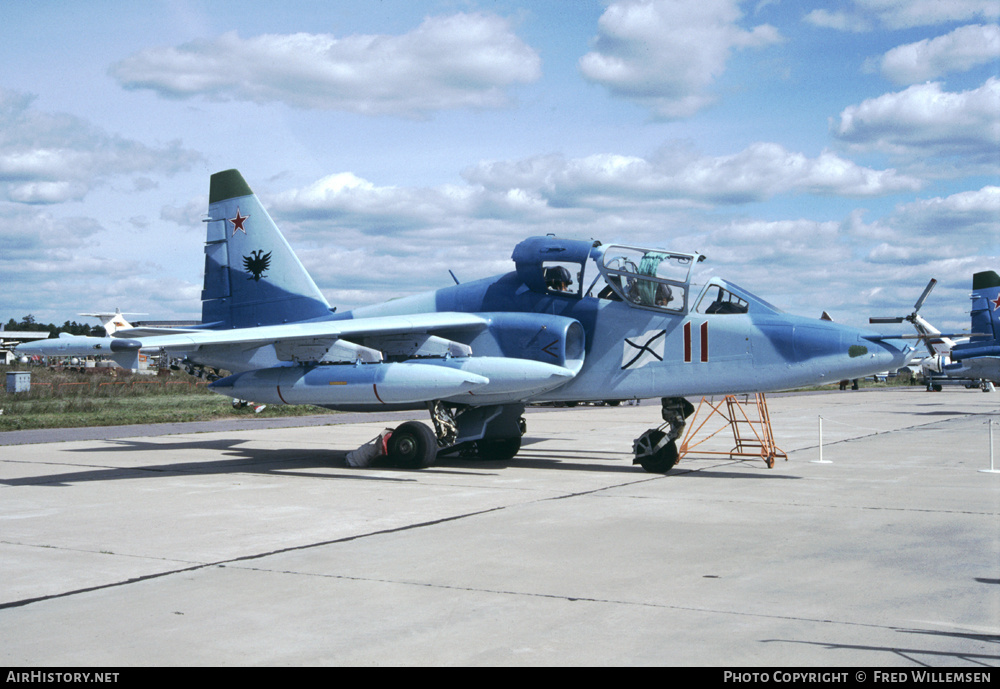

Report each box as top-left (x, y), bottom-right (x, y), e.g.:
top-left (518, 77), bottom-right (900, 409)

top-left (79, 308), bottom-right (139, 336)
top-left (970, 271), bottom-right (1000, 341)
top-left (202, 170), bottom-right (332, 329)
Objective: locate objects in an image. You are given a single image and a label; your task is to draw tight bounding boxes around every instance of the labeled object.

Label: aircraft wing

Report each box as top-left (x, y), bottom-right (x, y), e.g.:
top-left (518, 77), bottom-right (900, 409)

top-left (115, 327), bottom-right (205, 337)
top-left (109, 312), bottom-right (489, 366)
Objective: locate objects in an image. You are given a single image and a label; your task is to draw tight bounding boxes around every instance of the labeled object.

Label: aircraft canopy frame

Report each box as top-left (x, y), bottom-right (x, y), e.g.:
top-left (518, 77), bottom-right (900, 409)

top-left (596, 245), bottom-right (705, 314)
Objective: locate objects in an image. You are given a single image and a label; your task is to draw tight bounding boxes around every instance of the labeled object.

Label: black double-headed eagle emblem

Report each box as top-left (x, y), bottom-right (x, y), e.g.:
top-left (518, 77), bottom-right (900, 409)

top-left (243, 249), bottom-right (271, 281)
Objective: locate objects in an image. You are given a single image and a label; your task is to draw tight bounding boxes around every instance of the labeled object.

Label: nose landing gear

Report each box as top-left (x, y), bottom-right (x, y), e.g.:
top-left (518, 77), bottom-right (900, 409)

top-left (633, 397), bottom-right (694, 473)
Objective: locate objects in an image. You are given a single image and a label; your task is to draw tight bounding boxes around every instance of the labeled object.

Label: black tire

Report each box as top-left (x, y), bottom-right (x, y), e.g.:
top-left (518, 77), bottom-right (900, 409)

top-left (475, 436), bottom-right (521, 461)
top-left (387, 421), bottom-right (437, 469)
top-left (638, 437), bottom-right (679, 474)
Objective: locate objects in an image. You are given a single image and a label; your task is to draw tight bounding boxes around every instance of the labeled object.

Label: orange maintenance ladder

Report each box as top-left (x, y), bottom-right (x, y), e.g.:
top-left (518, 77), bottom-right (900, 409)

top-left (677, 393), bottom-right (788, 468)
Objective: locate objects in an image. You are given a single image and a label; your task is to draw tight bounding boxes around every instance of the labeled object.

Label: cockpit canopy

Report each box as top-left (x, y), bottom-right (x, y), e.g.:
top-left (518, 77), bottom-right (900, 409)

top-left (596, 245), bottom-right (704, 314)
top-left (511, 235), bottom-right (597, 298)
top-left (511, 236), bottom-right (779, 316)
top-left (512, 236), bottom-right (704, 313)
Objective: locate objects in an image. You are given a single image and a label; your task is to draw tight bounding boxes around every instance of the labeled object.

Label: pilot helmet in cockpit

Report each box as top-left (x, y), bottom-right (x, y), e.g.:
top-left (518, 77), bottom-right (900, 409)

top-left (544, 266), bottom-right (572, 292)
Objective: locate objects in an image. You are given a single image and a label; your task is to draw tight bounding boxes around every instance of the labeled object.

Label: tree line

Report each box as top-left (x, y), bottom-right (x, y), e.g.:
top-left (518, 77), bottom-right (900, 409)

top-left (4, 315), bottom-right (104, 338)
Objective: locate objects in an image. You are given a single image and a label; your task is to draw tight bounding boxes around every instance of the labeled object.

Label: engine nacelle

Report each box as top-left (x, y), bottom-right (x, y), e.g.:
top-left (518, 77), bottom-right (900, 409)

top-left (482, 312), bottom-right (586, 371)
top-left (921, 354), bottom-right (949, 375)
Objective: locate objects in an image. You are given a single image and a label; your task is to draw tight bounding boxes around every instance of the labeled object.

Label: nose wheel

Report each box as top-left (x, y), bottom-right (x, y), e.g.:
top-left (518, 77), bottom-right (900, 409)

top-left (633, 397), bottom-right (693, 473)
top-left (633, 429), bottom-right (679, 473)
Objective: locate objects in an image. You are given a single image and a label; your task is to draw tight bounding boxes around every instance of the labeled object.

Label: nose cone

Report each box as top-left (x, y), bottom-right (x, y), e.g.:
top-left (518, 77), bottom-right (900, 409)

top-left (865, 335), bottom-right (915, 372)
top-left (787, 319), bottom-right (915, 383)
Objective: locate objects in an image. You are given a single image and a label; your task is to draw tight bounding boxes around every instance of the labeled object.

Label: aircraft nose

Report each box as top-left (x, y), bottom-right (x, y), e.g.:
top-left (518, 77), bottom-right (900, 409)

top-left (858, 334), bottom-right (914, 374)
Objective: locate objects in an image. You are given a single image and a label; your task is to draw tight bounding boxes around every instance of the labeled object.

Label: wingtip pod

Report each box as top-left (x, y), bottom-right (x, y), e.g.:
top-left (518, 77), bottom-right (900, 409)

top-left (209, 169), bottom-right (254, 204)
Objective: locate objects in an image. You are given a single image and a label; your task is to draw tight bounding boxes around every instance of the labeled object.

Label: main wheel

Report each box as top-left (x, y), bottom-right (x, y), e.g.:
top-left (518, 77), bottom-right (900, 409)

top-left (387, 421), bottom-right (437, 469)
top-left (475, 436), bottom-right (521, 461)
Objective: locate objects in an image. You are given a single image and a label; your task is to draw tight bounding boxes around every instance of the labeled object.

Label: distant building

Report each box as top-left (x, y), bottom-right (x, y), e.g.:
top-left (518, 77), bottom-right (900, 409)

top-left (0, 331), bottom-right (49, 365)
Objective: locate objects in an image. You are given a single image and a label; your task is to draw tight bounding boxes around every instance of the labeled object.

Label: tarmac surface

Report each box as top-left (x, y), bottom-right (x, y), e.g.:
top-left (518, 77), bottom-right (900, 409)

top-left (1, 388), bottom-right (998, 666)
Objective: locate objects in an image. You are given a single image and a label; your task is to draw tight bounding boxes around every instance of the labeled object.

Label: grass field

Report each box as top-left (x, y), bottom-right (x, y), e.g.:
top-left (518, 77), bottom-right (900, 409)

top-left (0, 365), bottom-right (335, 431)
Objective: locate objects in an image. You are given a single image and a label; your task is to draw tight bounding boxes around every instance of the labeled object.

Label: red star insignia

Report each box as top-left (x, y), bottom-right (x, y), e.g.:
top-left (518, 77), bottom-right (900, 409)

top-left (991, 293), bottom-right (1000, 311)
top-left (229, 208), bottom-right (249, 236)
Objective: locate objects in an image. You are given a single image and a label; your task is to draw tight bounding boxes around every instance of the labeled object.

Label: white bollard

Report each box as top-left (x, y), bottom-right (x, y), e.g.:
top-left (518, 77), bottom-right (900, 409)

top-left (812, 415), bottom-right (831, 464)
top-left (981, 419), bottom-right (1000, 474)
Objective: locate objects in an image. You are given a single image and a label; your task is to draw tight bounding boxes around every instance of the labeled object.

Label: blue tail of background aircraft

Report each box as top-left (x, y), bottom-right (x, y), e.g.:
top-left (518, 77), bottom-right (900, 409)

top-left (946, 270), bottom-right (1000, 373)
top-left (970, 271), bottom-right (1000, 341)
top-left (201, 169), bottom-right (333, 329)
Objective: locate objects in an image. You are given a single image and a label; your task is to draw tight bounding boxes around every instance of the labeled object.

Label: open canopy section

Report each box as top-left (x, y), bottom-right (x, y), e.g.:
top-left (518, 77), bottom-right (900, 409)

top-left (596, 245), bottom-right (705, 314)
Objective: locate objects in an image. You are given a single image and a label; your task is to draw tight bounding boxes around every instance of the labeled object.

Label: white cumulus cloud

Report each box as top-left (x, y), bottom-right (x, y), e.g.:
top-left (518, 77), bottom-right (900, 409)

top-left (464, 143), bottom-right (921, 207)
top-left (579, 0), bottom-right (782, 119)
top-left (111, 13), bottom-right (541, 117)
top-left (859, 0), bottom-right (999, 30)
top-left (807, 1), bottom-right (1000, 31)
top-left (0, 89), bottom-right (198, 204)
top-left (879, 24), bottom-right (1000, 83)
top-left (831, 78), bottom-right (1000, 168)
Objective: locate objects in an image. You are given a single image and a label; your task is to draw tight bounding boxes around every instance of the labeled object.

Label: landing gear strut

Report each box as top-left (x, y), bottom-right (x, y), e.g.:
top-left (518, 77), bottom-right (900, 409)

top-left (633, 397), bottom-right (694, 473)
top-left (428, 401), bottom-right (459, 447)
top-left (428, 401), bottom-right (525, 461)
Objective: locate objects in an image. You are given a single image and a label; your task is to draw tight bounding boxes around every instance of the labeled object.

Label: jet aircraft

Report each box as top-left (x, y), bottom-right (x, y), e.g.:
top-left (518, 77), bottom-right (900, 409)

top-left (17, 170), bottom-right (915, 472)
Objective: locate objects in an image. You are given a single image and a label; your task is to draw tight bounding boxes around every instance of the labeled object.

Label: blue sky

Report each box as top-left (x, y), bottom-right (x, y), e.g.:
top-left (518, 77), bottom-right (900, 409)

top-left (2, 0), bottom-right (997, 333)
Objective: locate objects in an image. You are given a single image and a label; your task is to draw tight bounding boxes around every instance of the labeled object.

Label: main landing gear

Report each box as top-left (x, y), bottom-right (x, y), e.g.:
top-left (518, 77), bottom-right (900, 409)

top-left (633, 397), bottom-right (695, 473)
top-left (382, 402), bottom-right (527, 468)
top-left (430, 401), bottom-right (526, 462)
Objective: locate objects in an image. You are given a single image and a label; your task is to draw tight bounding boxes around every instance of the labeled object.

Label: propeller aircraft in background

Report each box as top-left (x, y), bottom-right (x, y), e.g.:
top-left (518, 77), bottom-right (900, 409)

top-left (871, 274), bottom-right (1000, 392)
